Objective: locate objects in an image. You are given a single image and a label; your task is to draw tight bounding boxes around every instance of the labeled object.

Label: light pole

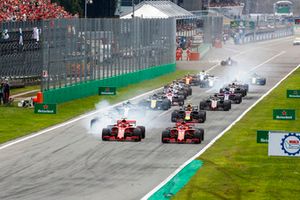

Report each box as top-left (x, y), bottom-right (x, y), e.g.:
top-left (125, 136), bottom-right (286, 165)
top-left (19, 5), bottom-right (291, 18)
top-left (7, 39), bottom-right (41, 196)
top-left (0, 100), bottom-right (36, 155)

top-left (85, 0), bottom-right (93, 18)
top-left (132, 0), bottom-right (135, 18)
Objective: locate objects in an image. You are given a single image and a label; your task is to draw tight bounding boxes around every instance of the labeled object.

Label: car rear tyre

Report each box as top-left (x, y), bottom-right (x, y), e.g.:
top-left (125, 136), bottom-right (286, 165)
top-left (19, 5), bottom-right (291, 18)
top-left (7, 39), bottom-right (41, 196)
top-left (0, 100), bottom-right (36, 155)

top-left (102, 128), bottom-right (111, 141)
top-left (199, 101), bottom-right (206, 110)
top-left (162, 99), bottom-right (171, 110)
top-left (137, 126), bottom-right (146, 139)
top-left (162, 130), bottom-right (170, 143)
top-left (235, 94), bottom-right (242, 104)
top-left (194, 130), bottom-right (202, 144)
top-left (133, 128), bottom-right (142, 142)
top-left (224, 101), bottom-right (231, 111)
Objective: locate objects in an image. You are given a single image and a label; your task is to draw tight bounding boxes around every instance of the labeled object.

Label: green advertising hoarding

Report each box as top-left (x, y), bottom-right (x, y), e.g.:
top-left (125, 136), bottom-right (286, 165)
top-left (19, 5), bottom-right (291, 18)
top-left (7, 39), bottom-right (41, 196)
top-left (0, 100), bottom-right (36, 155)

top-left (287, 90), bottom-right (300, 98)
top-left (34, 103), bottom-right (57, 114)
top-left (257, 130), bottom-right (269, 143)
top-left (273, 109), bottom-right (296, 120)
top-left (99, 87), bottom-right (116, 95)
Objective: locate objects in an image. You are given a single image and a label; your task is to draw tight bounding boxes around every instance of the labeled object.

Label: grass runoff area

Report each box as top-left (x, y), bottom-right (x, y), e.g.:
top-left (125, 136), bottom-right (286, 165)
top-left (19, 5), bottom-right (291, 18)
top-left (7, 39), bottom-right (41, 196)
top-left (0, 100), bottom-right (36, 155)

top-left (10, 85), bottom-right (40, 96)
top-left (173, 68), bottom-right (300, 200)
top-left (0, 70), bottom-right (196, 145)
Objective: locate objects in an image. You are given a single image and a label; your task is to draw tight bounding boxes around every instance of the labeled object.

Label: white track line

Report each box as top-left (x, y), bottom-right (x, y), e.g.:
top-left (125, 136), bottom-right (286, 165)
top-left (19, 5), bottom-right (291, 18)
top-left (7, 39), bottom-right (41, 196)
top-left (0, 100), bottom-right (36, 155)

top-left (223, 47), bottom-right (241, 53)
top-left (248, 51), bottom-right (286, 72)
top-left (158, 109), bottom-right (170, 117)
top-left (0, 87), bottom-right (164, 150)
top-left (206, 48), bottom-right (252, 73)
top-left (141, 64), bottom-right (300, 200)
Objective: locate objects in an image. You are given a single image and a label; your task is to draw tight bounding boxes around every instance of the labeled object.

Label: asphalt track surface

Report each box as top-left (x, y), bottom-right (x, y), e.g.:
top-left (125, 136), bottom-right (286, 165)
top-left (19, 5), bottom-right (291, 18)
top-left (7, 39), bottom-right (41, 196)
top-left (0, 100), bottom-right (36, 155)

top-left (0, 37), bottom-right (299, 200)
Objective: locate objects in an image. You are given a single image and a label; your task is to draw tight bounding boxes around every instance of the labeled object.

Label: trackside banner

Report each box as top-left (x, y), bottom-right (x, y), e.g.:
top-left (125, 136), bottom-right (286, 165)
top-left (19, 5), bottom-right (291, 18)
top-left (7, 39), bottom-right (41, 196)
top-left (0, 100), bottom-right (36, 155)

top-left (99, 87), bottom-right (116, 95)
top-left (268, 132), bottom-right (300, 157)
top-left (287, 90), bottom-right (300, 98)
top-left (34, 103), bottom-right (57, 114)
top-left (273, 109), bottom-right (296, 120)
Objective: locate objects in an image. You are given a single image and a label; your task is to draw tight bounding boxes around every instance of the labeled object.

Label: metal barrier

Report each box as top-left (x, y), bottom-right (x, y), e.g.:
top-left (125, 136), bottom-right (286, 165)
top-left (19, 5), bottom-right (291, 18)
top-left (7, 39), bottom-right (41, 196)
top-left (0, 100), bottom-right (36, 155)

top-left (238, 27), bottom-right (294, 45)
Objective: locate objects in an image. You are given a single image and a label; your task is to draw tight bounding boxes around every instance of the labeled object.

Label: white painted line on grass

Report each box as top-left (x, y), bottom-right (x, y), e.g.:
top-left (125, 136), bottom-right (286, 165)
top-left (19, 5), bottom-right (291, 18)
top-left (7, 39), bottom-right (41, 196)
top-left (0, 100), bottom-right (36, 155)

top-left (0, 87), bottom-right (165, 150)
top-left (11, 89), bottom-right (40, 98)
top-left (141, 64), bottom-right (300, 200)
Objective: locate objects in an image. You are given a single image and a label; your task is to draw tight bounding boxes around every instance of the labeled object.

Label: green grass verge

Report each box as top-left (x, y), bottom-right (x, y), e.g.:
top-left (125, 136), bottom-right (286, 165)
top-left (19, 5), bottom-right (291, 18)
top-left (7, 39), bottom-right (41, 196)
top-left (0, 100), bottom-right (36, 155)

top-left (173, 68), bottom-right (300, 200)
top-left (0, 70), bottom-right (196, 144)
top-left (10, 85), bottom-right (40, 96)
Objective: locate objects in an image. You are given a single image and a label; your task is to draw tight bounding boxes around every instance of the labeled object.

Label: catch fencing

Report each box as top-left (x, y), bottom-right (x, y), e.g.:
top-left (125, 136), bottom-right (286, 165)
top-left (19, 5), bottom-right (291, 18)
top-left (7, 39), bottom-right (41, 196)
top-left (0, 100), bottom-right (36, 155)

top-left (41, 18), bottom-right (176, 91)
top-left (0, 20), bottom-right (42, 81)
top-left (0, 18), bottom-right (176, 94)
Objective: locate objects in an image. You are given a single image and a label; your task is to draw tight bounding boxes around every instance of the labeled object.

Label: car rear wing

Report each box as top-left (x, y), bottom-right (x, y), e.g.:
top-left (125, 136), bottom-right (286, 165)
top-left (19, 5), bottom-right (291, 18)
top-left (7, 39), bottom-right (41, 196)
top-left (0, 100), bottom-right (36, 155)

top-left (117, 119), bottom-right (136, 126)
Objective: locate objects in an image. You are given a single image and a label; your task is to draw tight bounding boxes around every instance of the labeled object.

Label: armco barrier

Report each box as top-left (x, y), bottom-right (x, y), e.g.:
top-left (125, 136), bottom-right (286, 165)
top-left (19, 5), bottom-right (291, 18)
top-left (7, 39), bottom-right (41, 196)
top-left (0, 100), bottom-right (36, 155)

top-left (43, 63), bottom-right (176, 104)
top-left (241, 27), bottom-right (293, 44)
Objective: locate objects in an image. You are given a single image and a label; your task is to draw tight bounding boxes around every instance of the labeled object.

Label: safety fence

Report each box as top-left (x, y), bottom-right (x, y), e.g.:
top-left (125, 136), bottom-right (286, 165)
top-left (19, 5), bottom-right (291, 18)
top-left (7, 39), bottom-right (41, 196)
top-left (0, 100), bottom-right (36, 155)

top-left (0, 20), bottom-right (42, 79)
top-left (1, 18), bottom-right (176, 103)
top-left (235, 27), bottom-right (294, 44)
top-left (41, 18), bottom-right (176, 91)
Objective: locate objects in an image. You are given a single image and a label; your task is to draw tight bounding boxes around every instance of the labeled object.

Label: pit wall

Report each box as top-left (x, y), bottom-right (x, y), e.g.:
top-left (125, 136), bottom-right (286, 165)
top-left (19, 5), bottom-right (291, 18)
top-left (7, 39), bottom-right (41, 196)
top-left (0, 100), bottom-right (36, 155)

top-left (43, 63), bottom-right (176, 104)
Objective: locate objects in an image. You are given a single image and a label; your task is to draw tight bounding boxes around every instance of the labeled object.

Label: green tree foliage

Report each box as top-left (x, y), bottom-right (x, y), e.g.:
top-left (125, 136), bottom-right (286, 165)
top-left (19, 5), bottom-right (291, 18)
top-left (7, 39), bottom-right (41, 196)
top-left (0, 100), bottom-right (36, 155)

top-left (51, 0), bottom-right (82, 15)
top-left (86, 0), bottom-right (118, 18)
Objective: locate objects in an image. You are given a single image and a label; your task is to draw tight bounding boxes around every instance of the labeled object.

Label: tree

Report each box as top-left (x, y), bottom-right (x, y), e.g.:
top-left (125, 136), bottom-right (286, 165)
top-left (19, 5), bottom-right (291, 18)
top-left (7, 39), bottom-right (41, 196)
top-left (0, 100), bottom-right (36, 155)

top-left (52, 0), bottom-right (82, 15)
top-left (51, 0), bottom-right (117, 17)
top-left (86, 0), bottom-right (118, 18)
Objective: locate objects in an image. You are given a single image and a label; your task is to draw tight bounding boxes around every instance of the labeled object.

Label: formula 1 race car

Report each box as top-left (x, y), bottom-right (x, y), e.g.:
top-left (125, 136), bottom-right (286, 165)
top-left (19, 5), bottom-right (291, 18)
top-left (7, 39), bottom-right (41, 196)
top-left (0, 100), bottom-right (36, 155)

top-left (199, 95), bottom-right (231, 111)
top-left (181, 74), bottom-right (200, 86)
top-left (220, 82), bottom-right (249, 97)
top-left (199, 72), bottom-right (217, 88)
top-left (139, 93), bottom-right (171, 110)
top-left (250, 73), bottom-right (266, 85)
top-left (161, 122), bottom-right (204, 144)
top-left (216, 91), bottom-right (242, 104)
top-left (165, 81), bottom-right (192, 96)
top-left (102, 119), bottom-right (145, 142)
top-left (293, 37), bottom-right (300, 45)
top-left (171, 104), bottom-right (206, 123)
top-left (220, 57), bottom-right (237, 66)
top-left (164, 92), bottom-right (185, 106)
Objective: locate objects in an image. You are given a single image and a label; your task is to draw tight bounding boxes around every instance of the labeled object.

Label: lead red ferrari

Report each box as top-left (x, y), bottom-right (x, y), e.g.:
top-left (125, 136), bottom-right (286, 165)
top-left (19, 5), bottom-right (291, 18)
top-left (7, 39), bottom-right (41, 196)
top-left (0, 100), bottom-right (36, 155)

top-left (161, 122), bottom-right (204, 144)
top-left (102, 119), bottom-right (145, 142)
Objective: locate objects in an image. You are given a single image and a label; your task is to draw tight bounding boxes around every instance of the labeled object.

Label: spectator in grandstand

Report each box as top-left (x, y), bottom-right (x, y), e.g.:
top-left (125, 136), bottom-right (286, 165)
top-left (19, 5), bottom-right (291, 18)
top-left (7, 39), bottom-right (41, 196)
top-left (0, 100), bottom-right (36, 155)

top-left (0, 0), bottom-right (73, 22)
top-left (3, 79), bottom-right (10, 104)
top-left (0, 80), bottom-right (3, 105)
top-left (2, 29), bottom-right (9, 40)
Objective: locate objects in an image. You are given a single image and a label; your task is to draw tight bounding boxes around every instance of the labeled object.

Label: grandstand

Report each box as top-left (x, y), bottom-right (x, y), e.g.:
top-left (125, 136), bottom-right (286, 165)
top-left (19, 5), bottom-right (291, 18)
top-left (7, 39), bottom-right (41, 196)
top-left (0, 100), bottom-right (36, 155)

top-left (0, 0), bottom-right (73, 22)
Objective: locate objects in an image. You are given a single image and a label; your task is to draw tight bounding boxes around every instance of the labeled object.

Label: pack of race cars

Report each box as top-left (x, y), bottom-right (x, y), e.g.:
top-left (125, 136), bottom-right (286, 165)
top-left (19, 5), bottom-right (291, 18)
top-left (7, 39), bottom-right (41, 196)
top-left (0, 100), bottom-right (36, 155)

top-left (90, 70), bottom-right (266, 144)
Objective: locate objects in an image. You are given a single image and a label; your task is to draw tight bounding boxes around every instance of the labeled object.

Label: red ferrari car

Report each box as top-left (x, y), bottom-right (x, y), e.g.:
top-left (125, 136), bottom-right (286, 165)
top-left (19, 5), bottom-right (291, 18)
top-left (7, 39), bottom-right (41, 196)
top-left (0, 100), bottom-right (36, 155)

top-left (102, 119), bottom-right (145, 142)
top-left (161, 122), bottom-right (204, 144)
